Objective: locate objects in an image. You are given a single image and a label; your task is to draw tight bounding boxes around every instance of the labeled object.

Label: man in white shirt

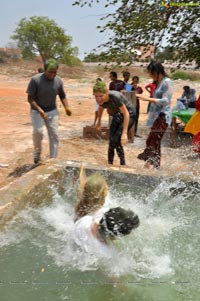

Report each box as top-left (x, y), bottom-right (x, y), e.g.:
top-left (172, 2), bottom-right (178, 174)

top-left (73, 207), bottom-right (139, 257)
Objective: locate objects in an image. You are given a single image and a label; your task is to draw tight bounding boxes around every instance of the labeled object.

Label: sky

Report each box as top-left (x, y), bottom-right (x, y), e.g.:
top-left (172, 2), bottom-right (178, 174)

top-left (0, 0), bottom-right (114, 59)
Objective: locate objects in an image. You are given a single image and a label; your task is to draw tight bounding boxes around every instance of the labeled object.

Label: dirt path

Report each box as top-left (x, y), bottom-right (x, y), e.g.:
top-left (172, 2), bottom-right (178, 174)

top-left (0, 69), bottom-right (199, 188)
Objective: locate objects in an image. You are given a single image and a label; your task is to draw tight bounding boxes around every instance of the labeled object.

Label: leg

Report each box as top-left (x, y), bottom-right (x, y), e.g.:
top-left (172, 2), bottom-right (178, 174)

top-left (134, 98), bottom-right (140, 135)
top-left (128, 115), bottom-right (136, 142)
top-left (108, 118), bottom-right (118, 164)
top-left (114, 114), bottom-right (135, 165)
top-left (31, 109), bottom-right (44, 163)
top-left (109, 113), bottom-right (125, 165)
top-left (170, 116), bottom-right (177, 147)
top-left (45, 109), bottom-right (59, 158)
top-left (116, 145), bottom-right (125, 165)
top-left (138, 113), bottom-right (167, 168)
top-left (108, 144), bottom-right (115, 164)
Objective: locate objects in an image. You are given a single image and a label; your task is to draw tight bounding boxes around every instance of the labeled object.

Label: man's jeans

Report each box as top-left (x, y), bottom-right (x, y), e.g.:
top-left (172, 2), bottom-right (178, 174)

top-left (31, 109), bottom-right (59, 160)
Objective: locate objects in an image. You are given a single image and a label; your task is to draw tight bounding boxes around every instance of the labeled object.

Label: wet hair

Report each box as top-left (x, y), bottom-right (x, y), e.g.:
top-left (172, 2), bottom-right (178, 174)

top-left (44, 59), bottom-right (59, 71)
top-left (110, 71), bottom-right (118, 79)
top-left (99, 207), bottom-right (139, 239)
top-left (147, 60), bottom-right (167, 77)
top-left (75, 167), bottom-right (108, 220)
top-left (93, 81), bottom-right (107, 94)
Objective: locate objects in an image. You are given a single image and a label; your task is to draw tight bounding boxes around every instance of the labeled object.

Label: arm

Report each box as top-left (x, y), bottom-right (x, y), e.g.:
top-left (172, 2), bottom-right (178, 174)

top-left (60, 97), bottom-right (71, 116)
top-left (136, 94), bottom-right (157, 103)
top-left (58, 80), bottom-right (72, 116)
top-left (119, 104), bottom-right (129, 145)
top-left (28, 95), bottom-right (46, 119)
top-left (95, 106), bottom-right (104, 130)
top-left (27, 77), bottom-right (46, 119)
top-left (137, 79), bottom-right (173, 106)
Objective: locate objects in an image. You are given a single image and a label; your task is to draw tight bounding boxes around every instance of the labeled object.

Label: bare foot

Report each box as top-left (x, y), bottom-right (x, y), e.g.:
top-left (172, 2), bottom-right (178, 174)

top-left (144, 162), bottom-right (151, 169)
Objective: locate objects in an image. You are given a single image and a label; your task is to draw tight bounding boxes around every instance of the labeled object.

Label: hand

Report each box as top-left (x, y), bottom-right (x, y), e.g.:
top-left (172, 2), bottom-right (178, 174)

top-left (65, 106), bottom-right (72, 116)
top-left (121, 132), bottom-right (128, 146)
top-left (39, 110), bottom-right (46, 119)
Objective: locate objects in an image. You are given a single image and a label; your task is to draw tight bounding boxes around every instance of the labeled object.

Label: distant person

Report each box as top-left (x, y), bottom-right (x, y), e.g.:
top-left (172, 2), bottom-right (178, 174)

top-left (38, 67), bottom-right (44, 73)
top-left (93, 78), bottom-right (102, 127)
top-left (122, 71), bottom-right (132, 91)
top-left (131, 76), bottom-right (143, 137)
top-left (145, 80), bottom-right (157, 113)
top-left (184, 94), bottom-right (200, 158)
top-left (26, 58), bottom-right (72, 164)
top-left (177, 85), bottom-right (196, 108)
top-left (136, 61), bottom-right (173, 169)
top-left (93, 81), bottom-right (136, 166)
top-left (172, 98), bottom-right (186, 111)
top-left (109, 71), bottom-right (125, 91)
top-left (74, 206), bottom-right (140, 257)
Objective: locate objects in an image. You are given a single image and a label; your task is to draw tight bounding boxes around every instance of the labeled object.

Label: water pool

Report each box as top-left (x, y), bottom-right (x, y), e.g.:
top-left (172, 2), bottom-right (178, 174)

top-left (1, 167), bottom-right (200, 301)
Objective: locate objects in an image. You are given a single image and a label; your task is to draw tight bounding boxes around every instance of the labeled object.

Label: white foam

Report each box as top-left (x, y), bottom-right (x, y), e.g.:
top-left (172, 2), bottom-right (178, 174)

top-left (0, 177), bottom-right (198, 281)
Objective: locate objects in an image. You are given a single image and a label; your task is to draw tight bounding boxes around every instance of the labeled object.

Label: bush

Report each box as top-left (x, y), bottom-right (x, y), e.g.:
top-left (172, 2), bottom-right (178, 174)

top-left (170, 71), bottom-right (200, 81)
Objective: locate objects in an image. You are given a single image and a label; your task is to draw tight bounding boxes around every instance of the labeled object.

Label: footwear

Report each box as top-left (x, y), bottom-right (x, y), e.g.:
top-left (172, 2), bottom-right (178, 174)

top-left (33, 152), bottom-right (41, 164)
top-left (34, 157), bottom-right (41, 164)
top-left (135, 134), bottom-right (142, 138)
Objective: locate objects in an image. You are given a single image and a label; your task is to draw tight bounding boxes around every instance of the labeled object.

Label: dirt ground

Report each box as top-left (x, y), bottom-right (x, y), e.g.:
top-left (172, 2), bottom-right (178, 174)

top-left (0, 64), bottom-right (200, 189)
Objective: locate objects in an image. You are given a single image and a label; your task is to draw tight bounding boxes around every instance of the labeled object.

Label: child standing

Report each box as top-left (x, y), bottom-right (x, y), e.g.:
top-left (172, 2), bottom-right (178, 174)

top-left (145, 80), bottom-right (157, 113)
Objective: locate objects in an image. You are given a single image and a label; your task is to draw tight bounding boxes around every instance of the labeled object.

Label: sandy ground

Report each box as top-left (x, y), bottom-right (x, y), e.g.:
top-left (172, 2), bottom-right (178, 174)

top-left (0, 66), bottom-right (200, 189)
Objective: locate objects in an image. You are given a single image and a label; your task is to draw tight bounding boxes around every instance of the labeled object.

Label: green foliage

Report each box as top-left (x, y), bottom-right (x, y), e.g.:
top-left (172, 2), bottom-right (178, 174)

top-left (11, 16), bottom-right (79, 64)
top-left (170, 71), bottom-right (200, 81)
top-left (155, 46), bottom-right (177, 62)
top-left (73, 0), bottom-right (200, 67)
top-left (83, 52), bottom-right (110, 62)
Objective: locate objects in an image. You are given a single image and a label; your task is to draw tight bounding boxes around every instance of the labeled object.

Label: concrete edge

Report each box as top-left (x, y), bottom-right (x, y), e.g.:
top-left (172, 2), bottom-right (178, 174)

top-left (0, 159), bottom-right (199, 228)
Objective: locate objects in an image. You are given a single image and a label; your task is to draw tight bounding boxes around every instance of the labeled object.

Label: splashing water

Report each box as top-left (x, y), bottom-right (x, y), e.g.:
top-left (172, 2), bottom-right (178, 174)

top-left (0, 171), bottom-right (200, 301)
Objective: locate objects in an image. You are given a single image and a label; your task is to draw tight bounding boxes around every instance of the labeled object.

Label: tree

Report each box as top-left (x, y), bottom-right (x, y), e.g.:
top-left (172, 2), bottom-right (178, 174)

top-left (73, 0), bottom-right (200, 67)
top-left (155, 46), bottom-right (177, 63)
top-left (11, 16), bottom-right (79, 64)
top-left (84, 51), bottom-right (111, 62)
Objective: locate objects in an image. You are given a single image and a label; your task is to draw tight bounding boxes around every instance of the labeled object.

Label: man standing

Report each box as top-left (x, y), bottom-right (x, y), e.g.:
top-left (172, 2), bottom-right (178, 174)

top-left (26, 58), bottom-right (71, 164)
top-left (109, 71), bottom-right (125, 92)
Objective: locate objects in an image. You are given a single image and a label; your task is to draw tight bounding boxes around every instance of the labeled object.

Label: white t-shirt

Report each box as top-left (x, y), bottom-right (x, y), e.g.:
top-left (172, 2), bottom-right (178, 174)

top-left (73, 211), bottom-right (117, 258)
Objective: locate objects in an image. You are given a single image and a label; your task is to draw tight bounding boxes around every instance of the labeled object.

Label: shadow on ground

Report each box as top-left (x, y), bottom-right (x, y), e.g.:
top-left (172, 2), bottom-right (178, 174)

top-left (8, 164), bottom-right (40, 178)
